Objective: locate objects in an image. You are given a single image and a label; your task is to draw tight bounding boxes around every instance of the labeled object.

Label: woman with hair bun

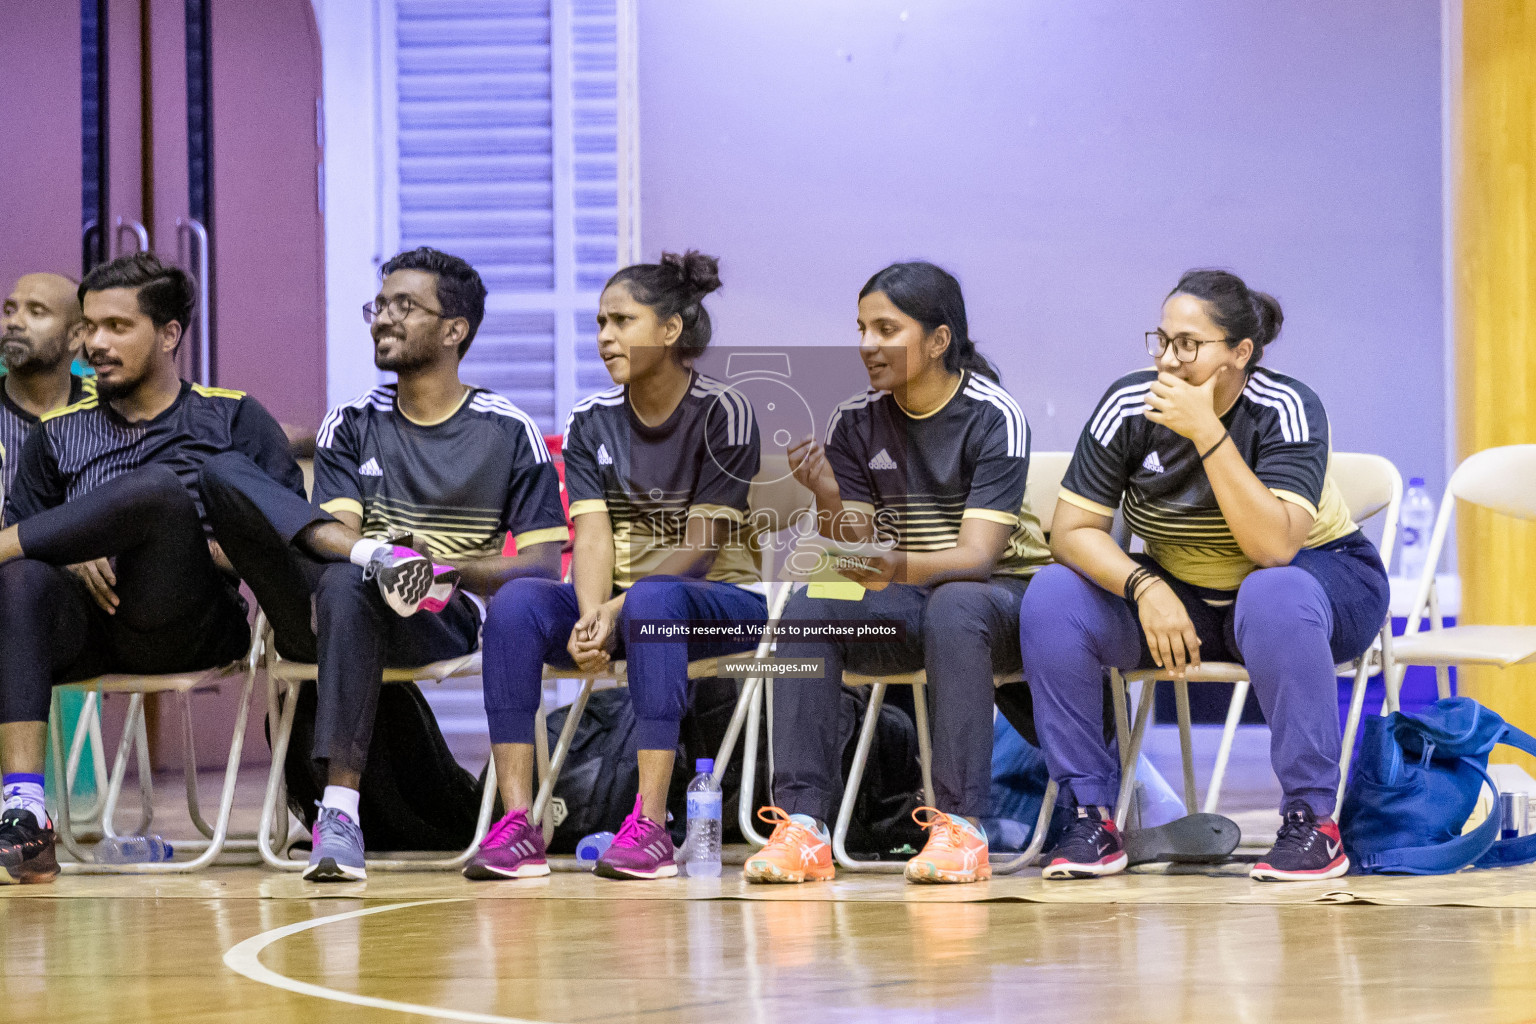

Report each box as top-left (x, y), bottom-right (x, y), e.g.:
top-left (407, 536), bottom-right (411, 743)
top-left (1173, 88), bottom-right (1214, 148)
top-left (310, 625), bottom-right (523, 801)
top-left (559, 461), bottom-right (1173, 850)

top-left (469, 250), bottom-right (768, 882)
top-left (745, 261), bottom-right (1052, 886)
top-left (1022, 269), bottom-right (1388, 882)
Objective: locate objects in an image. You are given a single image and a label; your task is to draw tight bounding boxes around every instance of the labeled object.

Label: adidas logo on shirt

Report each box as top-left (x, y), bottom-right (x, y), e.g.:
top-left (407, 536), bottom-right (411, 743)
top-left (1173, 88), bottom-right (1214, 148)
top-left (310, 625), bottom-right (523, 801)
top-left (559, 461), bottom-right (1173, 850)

top-left (596, 443), bottom-right (614, 466)
top-left (1142, 451), bottom-right (1165, 474)
top-left (868, 448), bottom-right (898, 471)
top-left (359, 457), bottom-right (383, 477)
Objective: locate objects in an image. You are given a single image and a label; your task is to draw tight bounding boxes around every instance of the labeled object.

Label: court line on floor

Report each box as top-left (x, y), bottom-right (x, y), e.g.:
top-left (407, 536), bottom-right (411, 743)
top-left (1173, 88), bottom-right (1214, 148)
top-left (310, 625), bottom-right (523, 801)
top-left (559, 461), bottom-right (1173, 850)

top-left (223, 898), bottom-right (552, 1024)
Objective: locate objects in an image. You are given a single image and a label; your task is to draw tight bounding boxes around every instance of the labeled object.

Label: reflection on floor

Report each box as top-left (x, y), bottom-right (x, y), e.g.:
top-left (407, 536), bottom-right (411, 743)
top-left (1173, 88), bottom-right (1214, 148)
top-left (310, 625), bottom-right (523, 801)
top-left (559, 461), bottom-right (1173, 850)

top-left (15, 722), bottom-right (1533, 1023)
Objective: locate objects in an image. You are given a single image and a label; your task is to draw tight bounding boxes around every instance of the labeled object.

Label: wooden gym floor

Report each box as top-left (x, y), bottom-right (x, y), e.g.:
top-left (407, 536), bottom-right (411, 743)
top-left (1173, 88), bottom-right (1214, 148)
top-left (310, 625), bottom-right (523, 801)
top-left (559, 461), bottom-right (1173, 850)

top-left (6, 728), bottom-right (1536, 1023)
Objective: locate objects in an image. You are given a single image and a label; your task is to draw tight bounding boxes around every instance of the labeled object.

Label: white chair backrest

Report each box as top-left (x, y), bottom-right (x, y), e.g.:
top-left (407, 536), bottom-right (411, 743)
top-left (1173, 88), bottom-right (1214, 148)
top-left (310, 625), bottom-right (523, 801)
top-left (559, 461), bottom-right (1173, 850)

top-left (749, 454), bottom-right (814, 527)
top-left (1026, 452), bottom-right (1073, 535)
top-left (1329, 451), bottom-right (1403, 569)
top-left (1447, 444), bottom-right (1536, 522)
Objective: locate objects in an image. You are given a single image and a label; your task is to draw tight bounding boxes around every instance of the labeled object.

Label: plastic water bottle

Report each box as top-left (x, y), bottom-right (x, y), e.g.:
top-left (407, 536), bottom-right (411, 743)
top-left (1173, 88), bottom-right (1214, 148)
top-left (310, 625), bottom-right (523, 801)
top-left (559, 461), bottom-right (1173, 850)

top-left (1397, 477), bottom-right (1436, 582)
top-left (574, 831), bottom-right (615, 868)
top-left (684, 758), bottom-right (722, 877)
top-left (95, 834), bottom-right (173, 864)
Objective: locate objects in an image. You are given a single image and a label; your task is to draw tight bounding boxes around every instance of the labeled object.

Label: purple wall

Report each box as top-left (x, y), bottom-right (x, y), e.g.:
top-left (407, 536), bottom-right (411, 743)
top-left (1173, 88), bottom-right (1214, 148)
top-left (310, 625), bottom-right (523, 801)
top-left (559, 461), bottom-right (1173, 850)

top-left (0, 4), bottom-right (82, 288)
top-left (638, 1), bottom-right (1445, 489)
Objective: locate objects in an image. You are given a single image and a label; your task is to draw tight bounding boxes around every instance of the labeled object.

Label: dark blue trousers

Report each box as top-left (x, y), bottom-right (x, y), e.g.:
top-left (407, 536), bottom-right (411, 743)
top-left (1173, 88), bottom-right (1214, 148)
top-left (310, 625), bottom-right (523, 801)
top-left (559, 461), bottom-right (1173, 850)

top-left (1020, 532), bottom-right (1388, 817)
top-left (480, 576), bottom-right (767, 751)
top-left (770, 577), bottom-right (1032, 822)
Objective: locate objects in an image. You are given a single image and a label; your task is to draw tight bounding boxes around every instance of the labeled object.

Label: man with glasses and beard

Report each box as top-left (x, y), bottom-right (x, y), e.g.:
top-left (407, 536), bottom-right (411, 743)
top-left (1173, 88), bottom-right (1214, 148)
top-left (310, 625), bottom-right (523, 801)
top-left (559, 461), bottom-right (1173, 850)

top-left (198, 247), bottom-right (566, 882)
top-left (0, 252), bottom-right (303, 884)
top-left (0, 272), bottom-right (93, 501)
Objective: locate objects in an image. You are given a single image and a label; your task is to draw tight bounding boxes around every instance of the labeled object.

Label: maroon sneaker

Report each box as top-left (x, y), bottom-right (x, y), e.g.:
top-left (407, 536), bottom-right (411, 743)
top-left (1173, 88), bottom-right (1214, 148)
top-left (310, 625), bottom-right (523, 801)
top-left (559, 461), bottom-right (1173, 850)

top-left (463, 808), bottom-right (549, 881)
top-left (594, 796), bottom-right (677, 880)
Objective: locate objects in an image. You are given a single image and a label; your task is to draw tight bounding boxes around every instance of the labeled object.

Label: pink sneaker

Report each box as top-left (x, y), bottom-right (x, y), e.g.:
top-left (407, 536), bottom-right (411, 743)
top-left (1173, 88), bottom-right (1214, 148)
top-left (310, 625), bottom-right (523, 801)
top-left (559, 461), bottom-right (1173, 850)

top-left (462, 809), bottom-right (549, 881)
top-left (418, 562), bottom-right (461, 614)
top-left (594, 796), bottom-right (677, 880)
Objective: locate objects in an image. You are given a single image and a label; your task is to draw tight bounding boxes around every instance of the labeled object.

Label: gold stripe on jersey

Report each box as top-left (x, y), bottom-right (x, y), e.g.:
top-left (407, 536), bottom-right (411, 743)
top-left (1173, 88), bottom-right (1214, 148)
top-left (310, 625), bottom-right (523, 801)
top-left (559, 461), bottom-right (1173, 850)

top-left (190, 384), bottom-right (247, 400)
top-left (321, 497), bottom-right (364, 519)
top-left (569, 499), bottom-right (608, 518)
top-left (40, 394), bottom-right (100, 422)
top-left (513, 526), bottom-right (570, 549)
top-left (964, 508), bottom-right (1019, 526)
top-left (865, 496), bottom-right (1050, 577)
top-left (352, 494), bottom-right (509, 559)
top-left (1059, 489), bottom-right (1116, 519)
top-left (1129, 474), bottom-right (1357, 591)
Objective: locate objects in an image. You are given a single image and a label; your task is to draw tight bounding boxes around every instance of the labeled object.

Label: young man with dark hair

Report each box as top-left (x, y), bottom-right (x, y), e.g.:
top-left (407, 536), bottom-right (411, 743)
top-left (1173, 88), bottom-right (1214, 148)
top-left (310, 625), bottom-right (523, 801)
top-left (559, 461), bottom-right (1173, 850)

top-left (0, 253), bottom-right (303, 884)
top-left (199, 246), bottom-right (567, 882)
top-left (1, 272), bottom-right (93, 499)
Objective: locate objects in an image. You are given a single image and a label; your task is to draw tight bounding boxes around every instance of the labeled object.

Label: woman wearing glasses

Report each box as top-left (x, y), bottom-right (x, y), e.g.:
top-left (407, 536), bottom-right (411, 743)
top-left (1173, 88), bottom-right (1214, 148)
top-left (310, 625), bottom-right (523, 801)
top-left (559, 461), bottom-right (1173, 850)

top-left (1020, 269), bottom-right (1387, 882)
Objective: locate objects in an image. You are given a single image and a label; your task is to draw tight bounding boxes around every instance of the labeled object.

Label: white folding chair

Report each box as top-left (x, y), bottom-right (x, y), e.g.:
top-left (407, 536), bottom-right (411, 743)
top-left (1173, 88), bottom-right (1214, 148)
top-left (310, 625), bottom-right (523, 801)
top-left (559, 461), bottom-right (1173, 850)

top-left (528, 457), bottom-right (813, 857)
top-left (1109, 452), bottom-right (1403, 828)
top-left (256, 642), bottom-right (497, 872)
top-left (791, 452), bottom-right (1073, 874)
top-left (1385, 444), bottom-right (1536, 708)
top-left (48, 614), bottom-right (267, 874)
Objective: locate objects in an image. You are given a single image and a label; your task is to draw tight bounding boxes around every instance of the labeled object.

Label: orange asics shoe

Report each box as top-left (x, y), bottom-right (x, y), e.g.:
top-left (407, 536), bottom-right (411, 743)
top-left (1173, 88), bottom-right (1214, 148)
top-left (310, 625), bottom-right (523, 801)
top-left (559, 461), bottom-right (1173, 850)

top-left (905, 807), bottom-right (991, 884)
top-left (743, 807), bottom-right (835, 884)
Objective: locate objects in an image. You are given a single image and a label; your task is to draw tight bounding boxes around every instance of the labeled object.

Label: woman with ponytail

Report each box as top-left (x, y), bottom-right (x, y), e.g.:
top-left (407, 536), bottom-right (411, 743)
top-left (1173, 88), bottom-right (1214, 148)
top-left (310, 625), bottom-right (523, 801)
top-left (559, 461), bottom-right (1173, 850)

top-left (470, 250), bottom-right (769, 881)
top-left (744, 261), bottom-right (1052, 886)
top-left (1022, 269), bottom-right (1388, 882)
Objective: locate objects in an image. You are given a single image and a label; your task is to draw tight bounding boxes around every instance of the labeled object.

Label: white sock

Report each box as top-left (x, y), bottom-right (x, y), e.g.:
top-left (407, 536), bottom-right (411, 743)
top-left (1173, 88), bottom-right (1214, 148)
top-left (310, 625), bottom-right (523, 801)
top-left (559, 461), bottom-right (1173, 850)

top-left (3, 775), bottom-right (48, 828)
top-left (321, 785), bottom-right (361, 823)
top-left (349, 538), bottom-right (389, 567)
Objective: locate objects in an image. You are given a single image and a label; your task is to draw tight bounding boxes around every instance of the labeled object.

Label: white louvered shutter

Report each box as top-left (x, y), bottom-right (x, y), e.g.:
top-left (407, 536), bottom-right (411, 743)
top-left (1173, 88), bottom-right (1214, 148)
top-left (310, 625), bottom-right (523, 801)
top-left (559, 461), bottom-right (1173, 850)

top-left (394, 0), bottom-right (636, 432)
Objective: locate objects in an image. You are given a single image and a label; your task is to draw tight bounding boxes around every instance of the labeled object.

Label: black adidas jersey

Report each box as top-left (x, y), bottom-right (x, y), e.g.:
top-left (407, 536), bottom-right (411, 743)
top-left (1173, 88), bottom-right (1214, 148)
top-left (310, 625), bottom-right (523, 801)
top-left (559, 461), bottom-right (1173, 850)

top-left (823, 370), bottom-right (1051, 578)
top-left (6, 381), bottom-right (302, 526)
top-left (563, 372), bottom-right (761, 588)
top-left (1061, 366), bottom-right (1357, 591)
top-left (0, 373), bottom-right (93, 500)
top-left (314, 384), bottom-right (567, 560)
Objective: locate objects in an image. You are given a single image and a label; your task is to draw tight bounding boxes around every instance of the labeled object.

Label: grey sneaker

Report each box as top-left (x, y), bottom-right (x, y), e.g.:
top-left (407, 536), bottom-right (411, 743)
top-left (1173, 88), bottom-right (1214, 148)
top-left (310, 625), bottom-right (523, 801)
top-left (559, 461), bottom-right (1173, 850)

top-left (303, 806), bottom-right (367, 882)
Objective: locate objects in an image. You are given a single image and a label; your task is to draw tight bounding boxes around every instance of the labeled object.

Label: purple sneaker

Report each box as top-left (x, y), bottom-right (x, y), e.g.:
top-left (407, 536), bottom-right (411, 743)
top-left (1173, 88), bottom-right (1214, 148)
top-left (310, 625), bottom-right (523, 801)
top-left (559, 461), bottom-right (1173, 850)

top-left (462, 809), bottom-right (549, 881)
top-left (594, 796), bottom-right (677, 880)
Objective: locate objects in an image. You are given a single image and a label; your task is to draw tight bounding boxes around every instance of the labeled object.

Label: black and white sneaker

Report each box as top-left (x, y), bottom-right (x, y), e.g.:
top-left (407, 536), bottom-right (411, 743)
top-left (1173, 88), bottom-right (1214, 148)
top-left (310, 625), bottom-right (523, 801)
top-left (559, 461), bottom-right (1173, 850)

top-left (362, 543), bottom-right (442, 616)
top-left (0, 808), bottom-right (60, 885)
top-left (1251, 803), bottom-right (1349, 882)
top-left (1042, 805), bottom-right (1128, 880)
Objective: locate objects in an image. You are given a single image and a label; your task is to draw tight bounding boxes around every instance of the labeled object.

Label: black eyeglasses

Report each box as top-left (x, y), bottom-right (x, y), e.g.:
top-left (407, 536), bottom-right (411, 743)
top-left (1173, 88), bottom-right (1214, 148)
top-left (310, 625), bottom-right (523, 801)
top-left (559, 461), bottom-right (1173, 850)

top-left (362, 295), bottom-right (447, 325)
top-left (1145, 330), bottom-right (1229, 364)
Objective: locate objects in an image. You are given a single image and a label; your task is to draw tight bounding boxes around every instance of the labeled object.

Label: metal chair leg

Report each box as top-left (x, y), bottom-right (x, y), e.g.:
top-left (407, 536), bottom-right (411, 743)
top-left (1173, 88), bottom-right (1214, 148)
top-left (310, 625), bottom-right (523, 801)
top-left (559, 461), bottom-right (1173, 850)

top-left (63, 657), bottom-right (261, 873)
top-left (257, 680), bottom-right (307, 870)
top-left (1335, 660), bottom-right (1371, 815)
top-left (1113, 681), bottom-right (1157, 831)
top-left (991, 779), bottom-right (1058, 874)
top-left (1172, 679), bottom-right (1198, 812)
top-left (533, 699), bottom-right (553, 844)
top-left (736, 677), bottom-right (771, 847)
top-left (180, 691), bottom-right (216, 840)
top-left (831, 683), bottom-right (902, 873)
top-left (531, 678), bottom-right (594, 826)
top-left (1203, 678), bottom-right (1249, 814)
top-left (911, 677), bottom-right (936, 807)
top-left (48, 690), bottom-right (95, 864)
top-left (101, 693), bottom-right (143, 840)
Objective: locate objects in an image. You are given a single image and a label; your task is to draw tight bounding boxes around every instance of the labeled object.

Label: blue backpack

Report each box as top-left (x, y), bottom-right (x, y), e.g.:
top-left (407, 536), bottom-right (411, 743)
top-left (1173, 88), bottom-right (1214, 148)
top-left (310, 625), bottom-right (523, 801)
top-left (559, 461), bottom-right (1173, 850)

top-left (1341, 697), bottom-right (1536, 874)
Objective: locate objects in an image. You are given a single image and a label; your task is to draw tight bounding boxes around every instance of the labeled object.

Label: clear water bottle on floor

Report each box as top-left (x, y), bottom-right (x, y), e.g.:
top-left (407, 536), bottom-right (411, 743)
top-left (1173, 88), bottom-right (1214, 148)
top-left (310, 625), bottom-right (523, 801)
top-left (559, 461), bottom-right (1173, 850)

top-left (95, 834), bottom-right (173, 864)
top-left (1397, 477), bottom-right (1436, 582)
top-left (575, 831), bottom-right (615, 868)
top-left (684, 758), bottom-right (722, 878)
